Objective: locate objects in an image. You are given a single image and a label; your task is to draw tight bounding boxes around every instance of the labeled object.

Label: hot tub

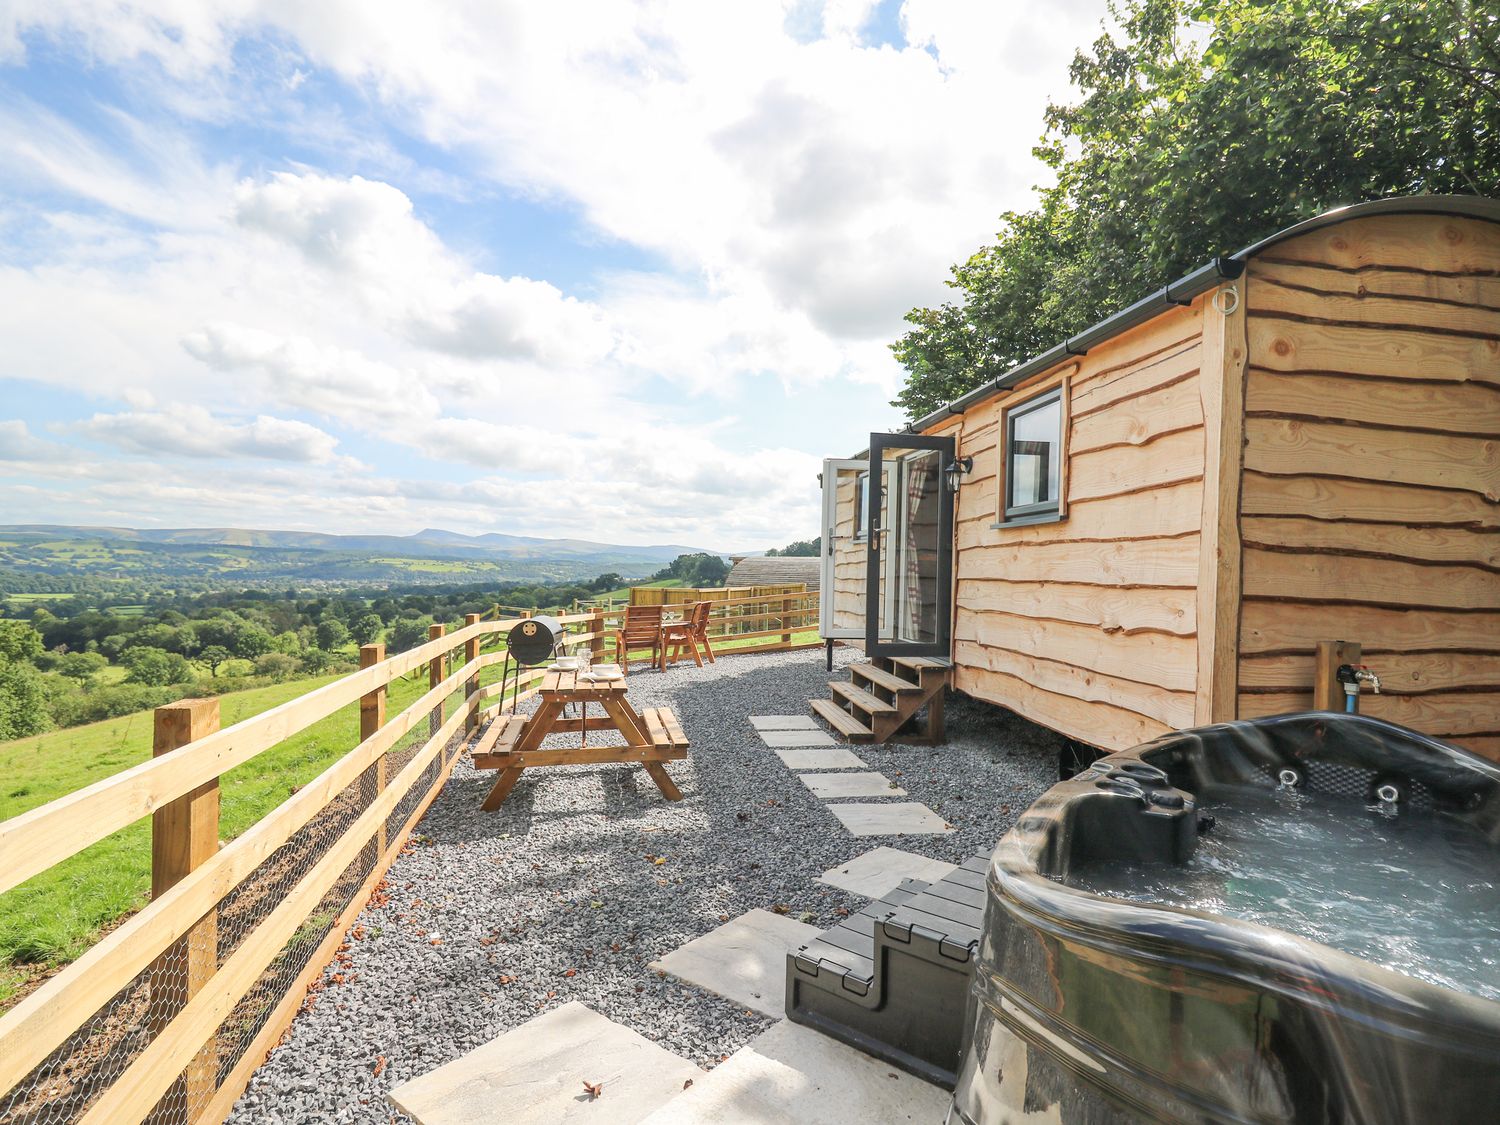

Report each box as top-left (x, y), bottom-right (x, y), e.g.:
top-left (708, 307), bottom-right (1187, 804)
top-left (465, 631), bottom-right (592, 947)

top-left (951, 713), bottom-right (1500, 1124)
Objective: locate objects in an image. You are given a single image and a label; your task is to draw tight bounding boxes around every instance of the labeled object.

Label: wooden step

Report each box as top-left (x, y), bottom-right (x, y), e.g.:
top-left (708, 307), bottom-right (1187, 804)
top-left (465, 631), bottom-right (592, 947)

top-left (889, 656), bottom-right (951, 672)
top-left (851, 664), bottom-right (924, 695)
top-left (809, 698), bottom-right (874, 742)
top-left (831, 681), bottom-right (898, 716)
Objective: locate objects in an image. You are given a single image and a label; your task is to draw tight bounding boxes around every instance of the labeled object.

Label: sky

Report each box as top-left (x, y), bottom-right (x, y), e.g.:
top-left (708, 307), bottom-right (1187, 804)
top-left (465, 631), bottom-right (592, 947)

top-left (0, 0), bottom-right (1109, 550)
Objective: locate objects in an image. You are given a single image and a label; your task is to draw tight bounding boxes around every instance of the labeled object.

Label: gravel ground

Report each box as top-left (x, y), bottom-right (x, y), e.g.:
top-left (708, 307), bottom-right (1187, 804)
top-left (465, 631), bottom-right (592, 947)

top-left (231, 646), bottom-right (1062, 1123)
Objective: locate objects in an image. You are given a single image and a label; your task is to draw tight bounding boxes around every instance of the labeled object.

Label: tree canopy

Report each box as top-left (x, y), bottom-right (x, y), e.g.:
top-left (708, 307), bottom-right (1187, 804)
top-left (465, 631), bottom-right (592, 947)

top-left (891, 0), bottom-right (1500, 418)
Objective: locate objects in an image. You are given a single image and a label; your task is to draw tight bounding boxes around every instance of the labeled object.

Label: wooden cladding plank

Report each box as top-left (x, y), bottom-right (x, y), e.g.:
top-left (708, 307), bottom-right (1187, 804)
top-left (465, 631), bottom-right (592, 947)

top-left (1241, 470), bottom-right (1500, 530)
top-left (959, 534), bottom-right (1201, 588)
top-left (1068, 426), bottom-right (1205, 503)
top-left (1251, 258), bottom-right (1500, 315)
top-left (1070, 376), bottom-right (1204, 454)
top-left (1242, 547), bottom-right (1500, 610)
top-left (956, 580), bottom-right (1196, 636)
top-left (1070, 337), bottom-right (1201, 417)
top-left (1196, 279), bottom-right (1248, 724)
top-left (954, 665), bottom-right (1171, 753)
top-left (1458, 735), bottom-right (1500, 762)
top-left (1265, 213), bottom-right (1500, 274)
top-left (1240, 600), bottom-right (1500, 654)
top-left (1244, 418), bottom-right (1499, 500)
top-left (1242, 517), bottom-right (1500, 568)
top-left (954, 640), bottom-right (1195, 729)
top-left (1249, 316), bottom-right (1500, 387)
top-left (957, 479), bottom-right (1204, 549)
top-left (954, 611), bottom-right (1197, 692)
top-left (1237, 690), bottom-right (1500, 739)
top-left (1244, 369), bottom-right (1500, 438)
top-left (1241, 651), bottom-right (1500, 694)
top-left (1248, 269), bottom-right (1500, 337)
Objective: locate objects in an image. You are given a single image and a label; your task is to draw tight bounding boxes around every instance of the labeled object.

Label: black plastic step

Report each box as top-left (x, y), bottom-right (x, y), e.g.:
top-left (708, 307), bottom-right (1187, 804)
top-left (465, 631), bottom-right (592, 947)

top-left (786, 857), bottom-right (989, 1090)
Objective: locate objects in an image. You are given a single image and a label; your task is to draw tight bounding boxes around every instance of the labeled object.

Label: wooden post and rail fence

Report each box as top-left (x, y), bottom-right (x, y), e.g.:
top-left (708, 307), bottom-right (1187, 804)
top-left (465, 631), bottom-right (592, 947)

top-left (0, 588), bottom-right (819, 1125)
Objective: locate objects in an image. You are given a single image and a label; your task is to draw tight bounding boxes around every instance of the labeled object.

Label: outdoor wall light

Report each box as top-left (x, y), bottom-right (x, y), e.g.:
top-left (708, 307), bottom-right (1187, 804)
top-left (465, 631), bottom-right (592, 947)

top-left (945, 456), bottom-right (973, 492)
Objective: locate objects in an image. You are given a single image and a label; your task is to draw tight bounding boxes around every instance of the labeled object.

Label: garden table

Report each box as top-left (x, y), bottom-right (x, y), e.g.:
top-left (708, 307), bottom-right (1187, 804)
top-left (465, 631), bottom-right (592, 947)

top-left (470, 669), bottom-right (688, 810)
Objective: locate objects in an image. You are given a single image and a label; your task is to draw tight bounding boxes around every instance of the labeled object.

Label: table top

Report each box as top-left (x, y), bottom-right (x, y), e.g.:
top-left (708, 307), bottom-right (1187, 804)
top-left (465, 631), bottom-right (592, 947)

top-left (538, 668), bottom-right (628, 696)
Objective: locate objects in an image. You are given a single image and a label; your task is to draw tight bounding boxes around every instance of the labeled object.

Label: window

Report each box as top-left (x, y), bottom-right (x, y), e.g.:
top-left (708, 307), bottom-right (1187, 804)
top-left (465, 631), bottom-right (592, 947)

top-left (1001, 386), bottom-right (1064, 523)
top-left (853, 470), bottom-right (870, 541)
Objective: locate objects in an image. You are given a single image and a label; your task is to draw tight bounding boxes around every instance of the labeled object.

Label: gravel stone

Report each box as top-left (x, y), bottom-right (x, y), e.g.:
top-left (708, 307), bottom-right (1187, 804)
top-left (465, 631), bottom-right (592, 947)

top-left (229, 646), bottom-right (1061, 1123)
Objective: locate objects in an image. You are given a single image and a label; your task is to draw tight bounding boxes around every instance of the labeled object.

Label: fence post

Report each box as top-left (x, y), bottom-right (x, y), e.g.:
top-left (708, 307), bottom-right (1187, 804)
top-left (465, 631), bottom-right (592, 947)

top-left (1314, 640), bottom-right (1361, 711)
top-left (590, 606), bottom-right (606, 664)
top-left (359, 643), bottom-right (387, 855)
top-left (429, 623), bottom-right (447, 737)
top-left (464, 614), bottom-right (481, 734)
top-left (780, 593), bottom-right (793, 649)
top-left (149, 697), bottom-right (221, 1125)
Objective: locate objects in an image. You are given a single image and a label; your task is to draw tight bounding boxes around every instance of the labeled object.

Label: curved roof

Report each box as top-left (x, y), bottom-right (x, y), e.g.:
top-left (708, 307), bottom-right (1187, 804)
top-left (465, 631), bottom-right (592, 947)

top-left (909, 194), bottom-right (1500, 434)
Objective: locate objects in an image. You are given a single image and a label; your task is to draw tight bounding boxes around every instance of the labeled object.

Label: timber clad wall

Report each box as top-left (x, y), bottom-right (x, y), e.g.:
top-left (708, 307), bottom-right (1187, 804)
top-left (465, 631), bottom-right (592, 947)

top-left (1235, 213), bottom-right (1500, 758)
top-left (833, 470), bottom-right (867, 637)
top-left (946, 302), bottom-right (1209, 753)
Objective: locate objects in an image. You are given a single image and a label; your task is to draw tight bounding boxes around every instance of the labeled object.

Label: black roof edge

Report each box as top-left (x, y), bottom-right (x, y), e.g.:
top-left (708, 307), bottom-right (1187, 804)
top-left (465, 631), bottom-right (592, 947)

top-left (904, 195), bottom-right (1499, 435)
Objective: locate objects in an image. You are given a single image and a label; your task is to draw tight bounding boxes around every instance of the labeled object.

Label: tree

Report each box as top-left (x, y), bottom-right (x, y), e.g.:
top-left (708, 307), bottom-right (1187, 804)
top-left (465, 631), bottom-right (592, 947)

top-left (892, 0), bottom-right (1500, 418)
top-left (56, 651), bottom-right (109, 681)
top-left (300, 647), bottom-right (334, 674)
top-left (388, 617), bottom-right (432, 653)
top-left (199, 645), bottom-right (233, 677)
top-left (765, 538), bottom-right (821, 557)
top-left (254, 652), bottom-right (300, 681)
top-left (123, 646), bottom-right (192, 687)
top-left (232, 625), bottom-right (274, 660)
top-left (0, 659), bottom-right (51, 740)
top-left (351, 613), bottom-right (384, 647)
top-left (315, 619), bottom-right (350, 651)
top-left (0, 620), bottom-right (43, 665)
top-left (653, 553), bottom-right (731, 587)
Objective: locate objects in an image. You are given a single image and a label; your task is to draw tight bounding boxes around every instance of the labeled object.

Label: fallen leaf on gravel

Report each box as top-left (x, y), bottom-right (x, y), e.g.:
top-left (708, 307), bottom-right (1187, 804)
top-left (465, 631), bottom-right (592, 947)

top-left (582, 1080), bottom-right (602, 1100)
top-left (498, 975), bottom-right (517, 985)
top-left (372, 1056), bottom-right (386, 1077)
top-left (591, 901), bottom-right (603, 909)
top-left (563, 969), bottom-right (577, 977)
top-left (735, 811), bottom-right (751, 822)
top-left (610, 943), bottom-right (622, 952)
top-left (430, 939), bottom-right (443, 946)
top-left (652, 856), bottom-right (667, 866)
top-left (546, 990), bottom-right (557, 999)
top-left (771, 904), bottom-right (790, 914)
top-left (835, 907), bottom-right (850, 917)
top-left (718, 914), bottom-right (729, 922)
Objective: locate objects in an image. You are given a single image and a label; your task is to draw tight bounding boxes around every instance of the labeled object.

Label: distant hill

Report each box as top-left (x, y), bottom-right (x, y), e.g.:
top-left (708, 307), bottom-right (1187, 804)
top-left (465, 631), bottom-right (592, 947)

top-left (0, 525), bottom-right (730, 595)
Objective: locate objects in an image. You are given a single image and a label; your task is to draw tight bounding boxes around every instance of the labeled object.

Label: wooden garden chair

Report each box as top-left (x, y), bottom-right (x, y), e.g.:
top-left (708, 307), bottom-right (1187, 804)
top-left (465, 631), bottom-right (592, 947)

top-left (660, 600), bottom-right (715, 670)
top-left (611, 604), bottom-right (664, 673)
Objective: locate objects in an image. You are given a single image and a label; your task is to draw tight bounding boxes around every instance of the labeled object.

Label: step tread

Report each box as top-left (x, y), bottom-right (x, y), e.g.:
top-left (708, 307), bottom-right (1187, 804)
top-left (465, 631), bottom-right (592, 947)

top-left (830, 681), bottom-right (899, 714)
top-left (850, 664), bottom-right (925, 694)
top-left (887, 656), bottom-right (953, 671)
top-left (809, 698), bottom-right (874, 740)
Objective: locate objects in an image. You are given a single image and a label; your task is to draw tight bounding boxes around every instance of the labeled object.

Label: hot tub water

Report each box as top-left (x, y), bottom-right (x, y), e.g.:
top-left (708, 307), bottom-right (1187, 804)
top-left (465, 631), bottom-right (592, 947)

top-left (1065, 787), bottom-right (1500, 1001)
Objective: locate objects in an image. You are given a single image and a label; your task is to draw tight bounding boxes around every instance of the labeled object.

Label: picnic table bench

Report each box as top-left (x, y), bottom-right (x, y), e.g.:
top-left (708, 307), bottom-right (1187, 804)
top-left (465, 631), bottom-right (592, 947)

top-left (470, 669), bottom-right (689, 810)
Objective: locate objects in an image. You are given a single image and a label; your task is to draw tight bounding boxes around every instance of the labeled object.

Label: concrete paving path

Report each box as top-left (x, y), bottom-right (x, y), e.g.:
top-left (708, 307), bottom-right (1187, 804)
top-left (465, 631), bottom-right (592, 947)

top-left (819, 846), bottom-right (960, 898)
top-left (640, 1019), bottom-right (950, 1124)
top-left (388, 1001), bottom-right (699, 1125)
top-left (649, 909), bottom-right (820, 1018)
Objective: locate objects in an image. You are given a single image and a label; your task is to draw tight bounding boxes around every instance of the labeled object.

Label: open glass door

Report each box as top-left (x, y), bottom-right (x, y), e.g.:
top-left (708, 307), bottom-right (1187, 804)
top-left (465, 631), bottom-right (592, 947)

top-left (864, 433), bottom-right (955, 659)
top-left (820, 458), bottom-right (873, 641)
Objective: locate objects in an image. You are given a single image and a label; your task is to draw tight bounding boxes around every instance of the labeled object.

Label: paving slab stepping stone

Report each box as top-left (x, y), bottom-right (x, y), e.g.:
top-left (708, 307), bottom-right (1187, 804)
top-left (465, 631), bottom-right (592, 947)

top-left (756, 729), bottom-right (836, 748)
top-left (771, 746), bottom-right (868, 771)
top-left (639, 1018), bottom-right (949, 1124)
top-left (818, 846), bottom-right (960, 899)
top-left (648, 909), bottom-right (820, 1018)
top-left (749, 715), bottom-right (821, 731)
top-left (388, 1000), bottom-right (699, 1125)
top-left (798, 771), bottom-right (906, 799)
top-left (826, 802), bottom-right (952, 836)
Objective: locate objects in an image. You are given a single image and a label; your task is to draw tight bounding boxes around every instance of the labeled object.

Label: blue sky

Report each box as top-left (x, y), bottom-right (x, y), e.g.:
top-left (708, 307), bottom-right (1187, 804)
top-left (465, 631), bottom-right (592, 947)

top-left (0, 1), bottom-right (1106, 549)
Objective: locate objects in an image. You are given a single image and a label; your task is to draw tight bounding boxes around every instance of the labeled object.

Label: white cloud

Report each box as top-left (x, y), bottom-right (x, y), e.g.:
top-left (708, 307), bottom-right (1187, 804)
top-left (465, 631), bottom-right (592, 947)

top-left (74, 406), bottom-right (342, 462)
top-left (0, 419), bottom-right (70, 462)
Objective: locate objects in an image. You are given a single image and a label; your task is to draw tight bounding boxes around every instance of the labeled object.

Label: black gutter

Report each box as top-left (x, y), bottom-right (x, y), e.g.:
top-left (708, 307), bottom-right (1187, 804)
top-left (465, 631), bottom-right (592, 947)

top-left (903, 194), bottom-right (1500, 436)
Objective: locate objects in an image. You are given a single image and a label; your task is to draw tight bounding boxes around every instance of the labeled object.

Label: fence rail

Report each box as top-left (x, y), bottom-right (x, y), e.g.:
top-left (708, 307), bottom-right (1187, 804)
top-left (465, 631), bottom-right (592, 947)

top-left (0, 589), bottom-right (822, 1124)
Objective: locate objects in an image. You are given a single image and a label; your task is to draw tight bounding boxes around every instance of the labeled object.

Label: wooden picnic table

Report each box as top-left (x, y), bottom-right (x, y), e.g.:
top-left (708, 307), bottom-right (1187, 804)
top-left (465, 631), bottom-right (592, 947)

top-left (470, 669), bottom-right (689, 810)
